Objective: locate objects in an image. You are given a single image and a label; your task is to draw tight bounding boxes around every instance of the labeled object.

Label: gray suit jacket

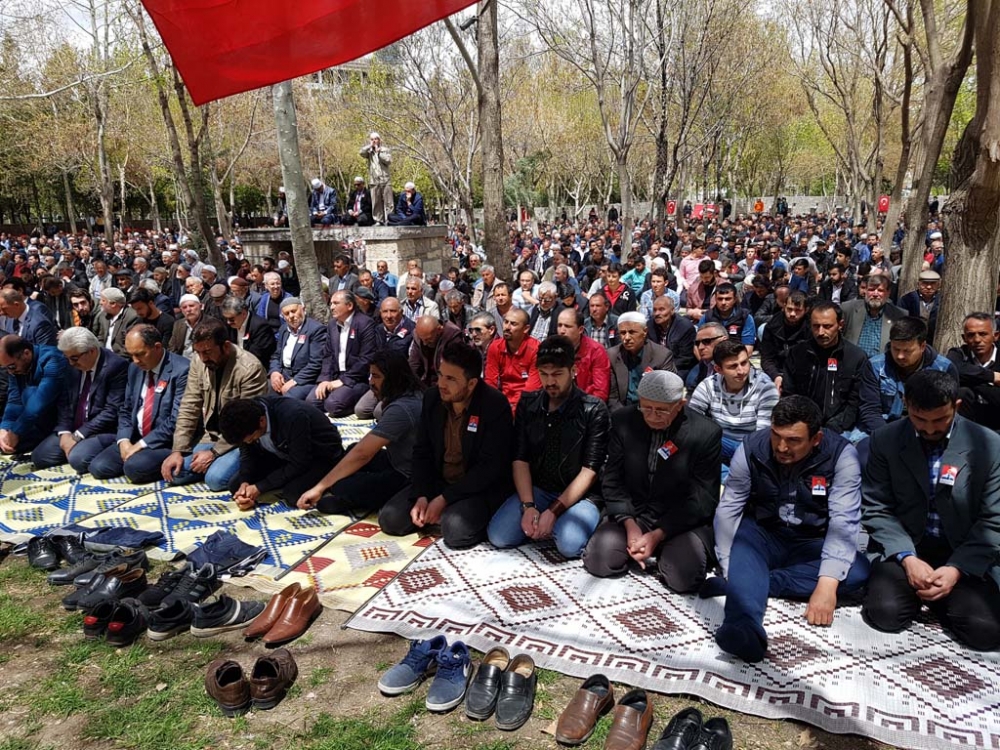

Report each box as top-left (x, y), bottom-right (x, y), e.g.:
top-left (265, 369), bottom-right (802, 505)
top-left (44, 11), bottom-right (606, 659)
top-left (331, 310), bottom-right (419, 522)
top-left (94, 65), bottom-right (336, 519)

top-left (606, 341), bottom-right (677, 410)
top-left (841, 299), bottom-right (906, 354)
top-left (863, 415), bottom-right (1000, 586)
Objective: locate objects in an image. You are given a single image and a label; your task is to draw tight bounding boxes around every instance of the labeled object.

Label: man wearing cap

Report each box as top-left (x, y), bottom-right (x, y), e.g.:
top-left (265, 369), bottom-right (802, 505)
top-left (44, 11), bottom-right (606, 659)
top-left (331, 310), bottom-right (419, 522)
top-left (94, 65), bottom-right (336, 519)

top-left (899, 270), bottom-right (942, 341)
top-left (183, 249), bottom-right (205, 281)
top-left (360, 132), bottom-right (393, 224)
top-left (309, 178), bottom-right (339, 226)
top-left (487, 335), bottom-right (610, 559)
top-left (204, 283), bottom-right (229, 321)
top-left (387, 182), bottom-right (426, 226)
top-left (273, 187), bottom-right (288, 227)
top-left (607, 311), bottom-right (677, 411)
top-left (584, 370), bottom-right (722, 592)
top-left (200, 264), bottom-right (221, 289)
top-left (92, 287), bottom-right (139, 358)
top-left (268, 297), bottom-right (327, 400)
top-left (342, 177), bottom-right (374, 226)
top-left (168, 293), bottom-right (206, 360)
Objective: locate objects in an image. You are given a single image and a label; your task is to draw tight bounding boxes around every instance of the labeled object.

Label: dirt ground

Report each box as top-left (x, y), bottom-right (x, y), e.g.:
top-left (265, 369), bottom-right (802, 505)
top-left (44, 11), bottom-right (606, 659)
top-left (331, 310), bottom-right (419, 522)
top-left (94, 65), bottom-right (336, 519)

top-left (0, 554), bottom-right (896, 750)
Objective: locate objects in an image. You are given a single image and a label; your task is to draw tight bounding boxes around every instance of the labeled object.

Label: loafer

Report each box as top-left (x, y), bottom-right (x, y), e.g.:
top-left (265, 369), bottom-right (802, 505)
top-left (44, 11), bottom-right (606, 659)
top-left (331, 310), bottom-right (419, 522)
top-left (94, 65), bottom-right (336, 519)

top-left (604, 688), bottom-right (654, 750)
top-left (147, 598), bottom-right (194, 641)
top-left (161, 563), bottom-right (219, 606)
top-left (76, 568), bottom-right (148, 613)
top-left (249, 648), bottom-right (298, 710)
top-left (556, 674), bottom-right (615, 746)
top-left (464, 646), bottom-right (510, 720)
top-left (74, 550), bottom-right (149, 588)
top-left (243, 582), bottom-right (301, 640)
top-left (48, 552), bottom-right (104, 586)
top-left (261, 586), bottom-right (321, 646)
top-left (191, 596), bottom-right (266, 637)
top-left (205, 659), bottom-right (251, 717)
top-left (27, 536), bottom-right (59, 571)
top-left (137, 566), bottom-right (187, 608)
top-left (690, 717), bottom-right (732, 750)
top-left (652, 707), bottom-right (703, 750)
top-left (495, 653), bottom-right (537, 731)
top-left (83, 599), bottom-right (117, 640)
top-left (377, 635), bottom-right (447, 695)
top-left (106, 599), bottom-right (149, 647)
top-left (63, 573), bottom-right (109, 611)
top-left (426, 641), bottom-right (473, 713)
top-left (52, 534), bottom-right (87, 565)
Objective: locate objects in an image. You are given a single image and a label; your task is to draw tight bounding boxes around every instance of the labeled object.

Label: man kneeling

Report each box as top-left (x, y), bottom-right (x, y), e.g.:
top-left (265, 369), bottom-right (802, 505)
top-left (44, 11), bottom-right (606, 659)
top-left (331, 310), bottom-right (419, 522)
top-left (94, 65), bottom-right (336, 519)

top-left (219, 396), bottom-right (345, 511)
top-left (487, 336), bottom-right (610, 558)
top-left (710, 395), bottom-right (870, 663)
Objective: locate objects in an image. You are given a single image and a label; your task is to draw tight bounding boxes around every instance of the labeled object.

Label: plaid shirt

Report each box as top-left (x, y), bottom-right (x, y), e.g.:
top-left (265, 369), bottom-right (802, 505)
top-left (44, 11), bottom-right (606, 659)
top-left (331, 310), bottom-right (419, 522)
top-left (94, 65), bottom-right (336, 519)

top-left (857, 309), bottom-right (883, 358)
top-left (919, 434), bottom-right (949, 539)
top-left (588, 322), bottom-right (610, 347)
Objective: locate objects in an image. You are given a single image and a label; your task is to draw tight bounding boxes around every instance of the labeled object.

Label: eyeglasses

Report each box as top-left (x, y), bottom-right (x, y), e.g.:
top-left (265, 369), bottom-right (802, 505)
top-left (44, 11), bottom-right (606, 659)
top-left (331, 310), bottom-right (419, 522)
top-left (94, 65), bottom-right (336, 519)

top-left (468, 327), bottom-right (486, 334)
top-left (638, 404), bottom-right (679, 418)
top-left (695, 335), bottom-right (725, 346)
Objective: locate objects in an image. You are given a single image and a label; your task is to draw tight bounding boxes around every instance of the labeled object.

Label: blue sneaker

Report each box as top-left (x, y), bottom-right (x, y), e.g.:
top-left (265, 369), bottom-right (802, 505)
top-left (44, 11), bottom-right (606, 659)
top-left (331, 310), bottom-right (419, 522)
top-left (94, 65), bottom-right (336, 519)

top-left (426, 641), bottom-right (473, 712)
top-left (378, 635), bottom-right (447, 695)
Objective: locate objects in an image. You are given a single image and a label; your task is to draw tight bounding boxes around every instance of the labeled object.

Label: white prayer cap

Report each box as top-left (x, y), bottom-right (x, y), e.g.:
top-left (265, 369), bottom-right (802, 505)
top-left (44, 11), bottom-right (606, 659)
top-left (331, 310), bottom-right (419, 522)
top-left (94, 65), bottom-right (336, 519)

top-left (369, 132), bottom-right (380, 140)
top-left (179, 294), bottom-right (201, 305)
top-left (618, 312), bottom-right (647, 327)
top-left (404, 182), bottom-right (416, 191)
top-left (311, 179), bottom-right (322, 189)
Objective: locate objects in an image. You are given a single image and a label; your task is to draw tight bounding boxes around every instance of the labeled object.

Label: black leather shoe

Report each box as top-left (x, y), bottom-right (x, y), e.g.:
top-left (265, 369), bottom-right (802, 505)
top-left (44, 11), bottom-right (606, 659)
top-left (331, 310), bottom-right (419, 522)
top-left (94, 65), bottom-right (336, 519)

top-left (652, 707), bottom-right (703, 750)
top-left (76, 568), bottom-right (148, 613)
top-left (63, 574), bottom-right (108, 611)
top-left (464, 646), bottom-right (510, 720)
top-left (52, 534), bottom-right (87, 565)
top-left (494, 654), bottom-right (536, 731)
top-left (74, 550), bottom-right (149, 588)
top-left (83, 599), bottom-right (117, 640)
top-left (690, 717), bottom-right (732, 750)
top-left (106, 599), bottom-right (149, 647)
top-left (27, 536), bottom-right (60, 571)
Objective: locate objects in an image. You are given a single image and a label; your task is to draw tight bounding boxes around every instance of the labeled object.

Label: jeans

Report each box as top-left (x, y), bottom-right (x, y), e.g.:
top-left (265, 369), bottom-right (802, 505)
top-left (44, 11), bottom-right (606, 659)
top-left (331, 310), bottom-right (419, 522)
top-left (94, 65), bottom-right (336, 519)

top-left (166, 442), bottom-right (241, 491)
top-left (487, 488), bottom-right (601, 559)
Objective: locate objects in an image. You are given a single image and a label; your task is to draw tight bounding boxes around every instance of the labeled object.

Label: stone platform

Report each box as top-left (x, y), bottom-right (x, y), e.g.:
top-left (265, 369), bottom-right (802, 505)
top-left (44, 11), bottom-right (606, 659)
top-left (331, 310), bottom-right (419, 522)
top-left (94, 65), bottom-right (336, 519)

top-left (239, 225), bottom-right (450, 277)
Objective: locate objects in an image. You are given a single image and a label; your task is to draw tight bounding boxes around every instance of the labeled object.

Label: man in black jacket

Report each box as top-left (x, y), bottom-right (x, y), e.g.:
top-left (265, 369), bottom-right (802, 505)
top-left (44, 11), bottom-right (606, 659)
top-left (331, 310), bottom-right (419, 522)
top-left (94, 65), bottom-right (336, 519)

top-left (219, 396), bottom-right (345, 510)
top-left (341, 176), bottom-right (374, 226)
top-left (584, 370), bottom-right (722, 593)
top-left (221, 296), bottom-right (276, 371)
top-left (379, 341), bottom-right (514, 548)
top-left (648, 296), bottom-right (696, 381)
top-left (486, 336), bottom-right (610, 559)
top-left (781, 302), bottom-right (882, 439)
top-left (947, 312), bottom-right (1000, 429)
top-left (760, 290), bottom-right (810, 385)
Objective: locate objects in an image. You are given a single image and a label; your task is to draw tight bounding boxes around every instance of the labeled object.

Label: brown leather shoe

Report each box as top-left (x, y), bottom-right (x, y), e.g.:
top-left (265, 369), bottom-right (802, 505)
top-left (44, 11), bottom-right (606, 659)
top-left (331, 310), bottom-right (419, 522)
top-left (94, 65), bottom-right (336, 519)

top-left (204, 658), bottom-right (250, 717)
top-left (603, 688), bottom-right (653, 750)
top-left (556, 674), bottom-right (615, 745)
top-left (261, 586), bottom-right (321, 645)
top-left (249, 648), bottom-right (298, 710)
top-left (243, 582), bottom-right (301, 640)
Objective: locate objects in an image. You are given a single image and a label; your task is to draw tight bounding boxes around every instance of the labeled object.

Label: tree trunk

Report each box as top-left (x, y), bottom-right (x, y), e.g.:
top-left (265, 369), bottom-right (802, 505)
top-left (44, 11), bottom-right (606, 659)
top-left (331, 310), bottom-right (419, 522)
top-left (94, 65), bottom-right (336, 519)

top-left (62, 169), bottom-right (77, 235)
top-left (617, 155), bottom-right (632, 236)
top-left (272, 81), bottom-right (328, 323)
top-left (205, 130), bottom-right (233, 240)
top-left (478, 0), bottom-right (508, 282)
top-left (95, 104), bottom-right (115, 243)
top-left (149, 177), bottom-right (161, 233)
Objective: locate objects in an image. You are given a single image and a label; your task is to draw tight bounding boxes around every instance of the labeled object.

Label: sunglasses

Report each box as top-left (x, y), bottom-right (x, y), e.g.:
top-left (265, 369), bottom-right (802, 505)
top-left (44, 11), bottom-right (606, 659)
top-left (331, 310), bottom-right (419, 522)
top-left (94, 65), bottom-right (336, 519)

top-left (695, 335), bottom-right (726, 346)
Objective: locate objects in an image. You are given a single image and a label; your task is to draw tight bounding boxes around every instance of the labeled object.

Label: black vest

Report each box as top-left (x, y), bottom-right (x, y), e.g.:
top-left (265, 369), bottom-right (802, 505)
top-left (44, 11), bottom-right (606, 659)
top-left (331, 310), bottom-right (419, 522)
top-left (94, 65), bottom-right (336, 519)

top-left (704, 307), bottom-right (749, 342)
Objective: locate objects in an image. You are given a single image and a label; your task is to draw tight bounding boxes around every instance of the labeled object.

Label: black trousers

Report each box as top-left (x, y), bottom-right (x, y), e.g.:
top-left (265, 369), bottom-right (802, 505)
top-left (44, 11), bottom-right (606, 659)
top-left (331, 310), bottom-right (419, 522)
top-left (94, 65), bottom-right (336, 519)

top-left (228, 453), bottom-right (337, 508)
top-left (318, 449), bottom-right (410, 517)
top-left (379, 484), bottom-right (504, 549)
top-left (862, 540), bottom-right (1000, 651)
top-left (583, 518), bottom-right (714, 594)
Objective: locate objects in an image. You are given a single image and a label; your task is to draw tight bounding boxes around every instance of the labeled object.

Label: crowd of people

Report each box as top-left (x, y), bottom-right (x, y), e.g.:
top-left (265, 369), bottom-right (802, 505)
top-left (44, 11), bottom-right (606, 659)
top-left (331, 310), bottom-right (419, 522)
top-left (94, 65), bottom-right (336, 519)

top-left (0, 200), bottom-right (997, 666)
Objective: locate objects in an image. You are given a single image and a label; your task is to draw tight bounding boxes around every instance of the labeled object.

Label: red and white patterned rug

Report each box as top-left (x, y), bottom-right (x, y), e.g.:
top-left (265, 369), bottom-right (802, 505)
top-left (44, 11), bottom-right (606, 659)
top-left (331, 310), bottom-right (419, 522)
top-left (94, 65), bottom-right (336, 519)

top-left (346, 541), bottom-right (1000, 750)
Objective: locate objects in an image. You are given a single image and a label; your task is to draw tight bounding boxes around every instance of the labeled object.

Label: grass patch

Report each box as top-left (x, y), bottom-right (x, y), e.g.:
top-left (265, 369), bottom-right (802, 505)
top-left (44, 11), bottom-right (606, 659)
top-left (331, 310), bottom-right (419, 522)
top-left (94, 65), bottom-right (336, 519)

top-left (97, 644), bottom-right (148, 699)
top-left (298, 708), bottom-right (422, 750)
top-left (0, 593), bottom-right (49, 641)
top-left (27, 673), bottom-right (91, 717)
top-left (310, 666), bottom-right (335, 687)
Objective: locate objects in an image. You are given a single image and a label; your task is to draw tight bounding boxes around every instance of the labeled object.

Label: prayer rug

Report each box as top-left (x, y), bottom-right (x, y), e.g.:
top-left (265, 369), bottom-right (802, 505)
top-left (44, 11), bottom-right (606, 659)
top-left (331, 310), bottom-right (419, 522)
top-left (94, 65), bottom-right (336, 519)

top-left (229, 519), bottom-right (437, 612)
top-left (347, 541), bottom-right (1000, 750)
top-left (329, 415), bottom-right (376, 446)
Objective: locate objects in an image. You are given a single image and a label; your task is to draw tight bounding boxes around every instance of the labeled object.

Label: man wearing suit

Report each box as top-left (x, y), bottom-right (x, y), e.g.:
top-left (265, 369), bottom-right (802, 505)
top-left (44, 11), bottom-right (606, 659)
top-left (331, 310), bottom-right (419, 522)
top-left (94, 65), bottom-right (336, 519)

top-left (220, 396), bottom-right (345, 510)
top-left (341, 177), bottom-right (374, 227)
top-left (648, 295), bottom-right (696, 381)
top-left (355, 297), bottom-right (415, 418)
top-left (841, 275), bottom-right (907, 358)
top-left (0, 288), bottom-right (58, 345)
top-left (607, 312), bottom-right (677, 411)
top-left (84, 325), bottom-right (190, 484)
top-left (308, 178), bottom-right (339, 225)
top-left (409, 316), bottom-right (464, 388)
top-left (0, 336), bottom-right (70, 455)
top-left (379, 341), bottom-right (514, 549)
top-left (862, 370), bottom-right (1000, 651)
top-left (168, 294), bottom-right (205, 360)
top-left (268, 298), bottom-right (327, 400)
top-left (161, 319), bottom-right (268, 491)
top-left (818, 264), bottom-right (858, 305)
top-left (947, 312), bottom-right (1000, 429)
top-left (91, 287), bottom-right (140, 358)
top-left (31, 327), bottom-right (128, 471)
top-left (584, 371), bottom-right (722, 592)
top-left (311, 291), bottom-right (377, 416)
top-left (898, 270), bottom-right (941, 342)
top-left (329, 254), bottom-right (362, 295)
top-left (221, 296), bottom-right (275, 372)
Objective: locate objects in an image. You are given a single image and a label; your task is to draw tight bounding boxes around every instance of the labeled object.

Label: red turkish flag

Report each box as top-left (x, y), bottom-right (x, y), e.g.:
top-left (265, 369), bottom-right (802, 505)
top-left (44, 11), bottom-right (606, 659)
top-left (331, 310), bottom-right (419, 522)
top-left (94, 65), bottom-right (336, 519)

top-left (141, 0), bottom-right (478, 105)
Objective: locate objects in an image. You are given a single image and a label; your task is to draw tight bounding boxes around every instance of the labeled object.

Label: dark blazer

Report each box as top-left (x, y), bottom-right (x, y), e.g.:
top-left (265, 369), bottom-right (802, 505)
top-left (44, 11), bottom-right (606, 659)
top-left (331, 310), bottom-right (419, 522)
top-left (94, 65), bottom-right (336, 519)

top-left (527, 303), bottom-right (565, 339)
top-left (819, 277), bottom-right (859, 304)
top-left (92, 306), bottom-right (140, 357)
top-left (117, 351), bottom-right (190, 449)
top-left (269, 317), bottom-right (327, 385)
top-left (168, 316), bottom-right (200, 357)
top-left (602, 405), bottom-right (722, 538)
top-left (319, 312), bottom-right (378, 387)
top-left (55, 348), bottom-right (129, 438)
top-left (648, 314), bottom-right (696, 379)
top-left (231, 396), bottom-right (344, 494)
top-left (227, 312), bottom-right (276, 371)
top-left (345, 188), bottom-right (373, 218)
top-left (607, 341), bottom-right (678, 410)
top-left (410, 381), bottom-right (514, 505)
top-left (375, 318), bottom-right (415, 356)
top-left (898, 290), bottom-right (940, 340)
top-left (0, 304), bottom-right (58, 346)
top-left (863, 415), bottom-right (1000, 587)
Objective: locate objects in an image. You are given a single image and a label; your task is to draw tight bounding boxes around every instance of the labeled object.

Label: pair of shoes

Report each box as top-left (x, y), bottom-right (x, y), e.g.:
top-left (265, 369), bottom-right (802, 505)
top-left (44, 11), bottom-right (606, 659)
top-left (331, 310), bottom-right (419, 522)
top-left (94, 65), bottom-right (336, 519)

top-left (652, 708), bottom-right (732, 750)
top-left (28, 534), bottom-right (85, 571)
top-left (53, 549), bottom-right (149, 588)
top-left (243, 582), bottom-right (321, 645)
top-left (465, 647), bottom-right (537, 730)
top-left (137, 566), bottom-right (188, 607)
top-left (83, 598), bottom-right (149, 646)
top-left (604, 688), bottom-right (655, 750)
top-left (555, 674), bottom-right (615, 745)
top-left (63, 567), bottom-right (148, 612)
top-left (191, 595), bottom-right (266, 637)
top-left (205, 649), bottom-right (298, 716)
top-left (161, 563), bottom-right (220, 607)
top-left (377, 635), bottom-right (473, 713)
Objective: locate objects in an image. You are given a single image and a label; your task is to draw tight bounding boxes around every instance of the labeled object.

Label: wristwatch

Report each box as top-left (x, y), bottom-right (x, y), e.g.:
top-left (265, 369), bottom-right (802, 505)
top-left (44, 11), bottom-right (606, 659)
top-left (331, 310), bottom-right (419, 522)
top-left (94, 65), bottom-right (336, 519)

top-left (520, 502), bottom-right (536, 511)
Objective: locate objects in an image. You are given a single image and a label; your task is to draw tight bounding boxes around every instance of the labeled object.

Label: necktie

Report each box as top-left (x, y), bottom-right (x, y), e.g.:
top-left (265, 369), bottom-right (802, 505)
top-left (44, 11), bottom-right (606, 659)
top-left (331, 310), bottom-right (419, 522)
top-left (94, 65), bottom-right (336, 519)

top-left (141, 371), bottom-right (155, 436)
top-left (12, 319), bottom-right (19, 334)
top-left (74, 371), bottom-right (92, 430)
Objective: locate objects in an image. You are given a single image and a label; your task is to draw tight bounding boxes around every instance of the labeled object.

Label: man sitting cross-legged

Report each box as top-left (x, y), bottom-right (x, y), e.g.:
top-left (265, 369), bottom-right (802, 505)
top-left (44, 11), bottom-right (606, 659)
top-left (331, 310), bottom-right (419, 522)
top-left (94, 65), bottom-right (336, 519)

top-left (486, 336), bottom-right (610, 559)
top-left (708, 395), bottom-right (871, 663)
top-left (583, 370), bottom-right (722, 593)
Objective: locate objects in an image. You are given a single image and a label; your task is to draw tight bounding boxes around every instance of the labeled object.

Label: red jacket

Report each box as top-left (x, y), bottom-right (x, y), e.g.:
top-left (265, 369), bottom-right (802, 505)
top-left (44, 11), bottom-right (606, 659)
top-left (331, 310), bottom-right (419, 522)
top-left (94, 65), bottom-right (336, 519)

top-left (574, 334), bottom-right (611, 401)
top-left (485, 336), bottom-right (542, 412)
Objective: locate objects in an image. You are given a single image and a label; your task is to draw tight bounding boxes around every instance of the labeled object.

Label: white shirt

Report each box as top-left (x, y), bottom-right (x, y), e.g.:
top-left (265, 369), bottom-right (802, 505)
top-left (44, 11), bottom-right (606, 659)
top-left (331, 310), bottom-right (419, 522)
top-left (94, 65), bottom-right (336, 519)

top-left (104, 309), bottom-right (124, 349)
top-left (337, 313), bottom-right (354, 374)
top-left (282, 326), bottom-right (300, 368)
top-left (121, 351), bottom-right (166, 448)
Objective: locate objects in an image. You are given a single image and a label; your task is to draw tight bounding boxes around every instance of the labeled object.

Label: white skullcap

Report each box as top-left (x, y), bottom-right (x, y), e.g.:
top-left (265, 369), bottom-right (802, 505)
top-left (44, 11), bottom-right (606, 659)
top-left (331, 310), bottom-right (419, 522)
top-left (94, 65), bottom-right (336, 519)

top-left (618, 312), bottom-right (647, 327)
top-left (369, 132), bottom-right (380, 139)
top-left (202, 264), bottom-right (217, 275)
top-left (311, 179), bottom-right (322, 189)
top-left (650, 257), bottom-right (666, 270)
top-left (179, 294), bottom-right (201, 305)
top-left (637, 370), bottom-right (685, 403)
top-left (404, 182), bottom-right (416, 191)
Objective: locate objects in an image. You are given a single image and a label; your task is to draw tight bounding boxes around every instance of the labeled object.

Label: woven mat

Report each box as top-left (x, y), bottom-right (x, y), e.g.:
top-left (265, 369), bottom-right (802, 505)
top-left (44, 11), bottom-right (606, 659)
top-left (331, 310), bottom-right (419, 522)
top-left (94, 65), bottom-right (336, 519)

top-left (228, 519), bottom-right (437, 612)
top-left (346, 541), bottom-right (1000, 750)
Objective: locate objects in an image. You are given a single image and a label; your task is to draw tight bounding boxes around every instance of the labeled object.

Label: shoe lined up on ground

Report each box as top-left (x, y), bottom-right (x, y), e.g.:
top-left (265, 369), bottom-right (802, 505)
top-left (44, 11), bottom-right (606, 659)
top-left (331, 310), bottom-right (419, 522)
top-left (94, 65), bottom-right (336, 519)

top-left (28, 534), bottom-right (86, 571)
top-left (191, 595), bottom-right (265, 637)
top-left (242, 582), bottom-right (321, 646)
top-left (204, 649), bottom-right (298, 717)
top-left (82, 598), bottom-right (149, 646)
top-left (494, 653), bottom-right (537, 730)
top-left (425, 641), bottom-right (473, 713)
top-left (556, 673), bottom-right (615, 745)
top-left (464, 646), bottom-right (510, 720)
top-left (378, 635), bottom-right (448, 695)
top-left (62, 567), bottom-right (148, 612)
top-left (161, 562), bottom-right (220, 607)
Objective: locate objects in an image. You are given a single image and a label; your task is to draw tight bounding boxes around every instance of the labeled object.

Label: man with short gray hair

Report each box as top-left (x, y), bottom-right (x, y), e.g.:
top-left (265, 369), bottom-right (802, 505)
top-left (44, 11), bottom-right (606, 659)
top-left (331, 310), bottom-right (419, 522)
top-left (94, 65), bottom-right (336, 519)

top-left (92, 287), bottom-right (139, 358)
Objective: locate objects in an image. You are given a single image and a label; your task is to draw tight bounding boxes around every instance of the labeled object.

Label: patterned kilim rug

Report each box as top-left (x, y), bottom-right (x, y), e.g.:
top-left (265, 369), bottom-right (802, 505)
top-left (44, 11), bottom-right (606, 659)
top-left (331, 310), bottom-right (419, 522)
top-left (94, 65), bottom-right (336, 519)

top-left (228, 520), bottom-right (438, 612)
top-left (347, 541), bottom-right (1000, 750)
